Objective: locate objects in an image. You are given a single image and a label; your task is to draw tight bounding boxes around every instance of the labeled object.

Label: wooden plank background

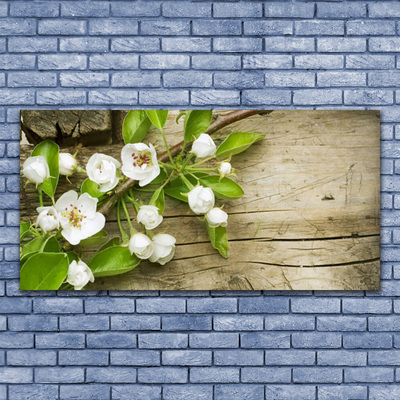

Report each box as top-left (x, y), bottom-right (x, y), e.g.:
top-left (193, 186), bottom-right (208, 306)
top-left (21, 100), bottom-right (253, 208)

top-left (21, 110), bottom-right (380, 290)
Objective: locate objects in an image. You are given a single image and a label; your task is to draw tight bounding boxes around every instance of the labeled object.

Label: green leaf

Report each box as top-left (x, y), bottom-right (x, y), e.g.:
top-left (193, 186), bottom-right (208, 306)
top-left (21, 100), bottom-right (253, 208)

top-left (199, 175), bottom-right (244, 200)
top-left (20, 221), bottom-right (31, 240)
top-left (184, 110), bottom-right (213, 143)
top-left (78, 230), bottom-right (108, 247)
top-left (99, 237), bottom-right (121, 252)
top-left (43, 236), bottom-right (61, 253)
top-left (66, 251), bottom-right (78, 264)
top-left (216, 132), bottom-right (265, 159)
top-left (32, 140), bottom-right (59, 198)
top-left (122, 110), bottom-right (152, 144)
top-left (151, 188), bottom-right (165, 214)
top-left (88, 245), bottom-right (140, 277)
top-left (207, 223), bottom-right (228, 258)
top-left (21, 236), bottom-right (46, 260)
top-left (145, 110), bottom-right (168, 129)
top-left (20, 252), bottom-right (69, 290)
top-left (149, 167), bottom-right (167, 185)
top-left (81, 178), bottom-right (103, 198)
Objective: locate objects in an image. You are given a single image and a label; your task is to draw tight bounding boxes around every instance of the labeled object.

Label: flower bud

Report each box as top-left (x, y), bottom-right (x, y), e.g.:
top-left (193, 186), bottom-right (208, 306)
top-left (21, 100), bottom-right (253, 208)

top-left (219, 162), bottom-right (232, 175)
top-left (129, 233), bottom-right (154, 260)
top-left (149, 234), bottom-right (176, 265)
top-left (22, 156), bottom-right (50, 184)
top-left (86, 153), bottom-right (121, 193)
top-left (36, 206), bottom-right (60, 233)
top-left (59, 153), bottom-right (77, 176)
top-left (206, 207), bottom-right (228, 228)
top-left (67, 260), bottom-right (95, 290)
top-left (188, 185), bottom-right (215, 215)
top-left (137, 205), bottom-right (163, 230)
top-left (192, 133), bottom-right (216, 158)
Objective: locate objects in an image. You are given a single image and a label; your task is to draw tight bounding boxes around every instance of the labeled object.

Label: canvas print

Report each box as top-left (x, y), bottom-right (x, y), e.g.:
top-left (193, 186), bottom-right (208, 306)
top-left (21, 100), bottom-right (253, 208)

top-left (20, 110), bottom-right (380, 291)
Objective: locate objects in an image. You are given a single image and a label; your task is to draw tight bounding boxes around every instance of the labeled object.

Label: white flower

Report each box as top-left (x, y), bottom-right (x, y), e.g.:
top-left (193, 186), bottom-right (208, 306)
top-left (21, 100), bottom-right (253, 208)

top-left (192, 133), bottom-right (216, 158)
top-left (206, 208), bottom-right (228, 228)
top-left (137, 205), bottom-right (163, 230)
top-left (129, 233), bottom-right (154, 259)
top-left (67, 260), bottom-right (94, 290)
top-left (36, 206), bottom-right (60, 233)
top-left (22, 156), bottom-right (50, 184)
top-left (188, 185), bottom-right (215, 214)
top-left (86, 153), bottom-right (121, 193)
top-left (219, 162), bottom-right (232, 175)
top-left (55, 190), bottom-right (105, 246)
top-left (149, 234), bottom-right (176, 265)
top-left (59, 153), bottom-right (77, 176)
top-left (121, 143), bottom-right (160, 187)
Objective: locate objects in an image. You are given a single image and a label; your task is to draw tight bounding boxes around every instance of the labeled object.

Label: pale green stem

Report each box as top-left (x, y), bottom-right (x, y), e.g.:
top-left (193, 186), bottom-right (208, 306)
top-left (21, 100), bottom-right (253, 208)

top-left (179, 173), bottom-right (194, 190)
top-left (159, 162), bottom-right (175, 170)
top-left (121, 197), bottom-right (136, 235)
top-left (37, 185), bottom-right (44, 207)
top-left (117, 200), bottom-right (129, 242)
top-left (190, 156), bottom-right (216, 168)
top-left (187, 167), bottom-right (219, 173)
top-left (181, 152), bottom-right (195, 171)
top-left (160, 127), bottom-right (175, 166)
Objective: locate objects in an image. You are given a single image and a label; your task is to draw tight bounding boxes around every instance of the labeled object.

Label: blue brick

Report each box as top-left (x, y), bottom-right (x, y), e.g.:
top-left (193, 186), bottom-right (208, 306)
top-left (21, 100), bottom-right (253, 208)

top-left (345, 90), bottom-right (393, 105)
top-left (112, 2), bottom-right (160, 17)
top-left (346, 55), bottom-right (395, 69)
top-left (87, 332), bottom-right (136, 349)
top-left (0, 262), bottom-right (19, 278)
top-left (89, 19), bottom-right (138, 35)
top-left (35, 367), bottom-right (84, 383)
top-left (317, 316), bottom-right (366, 331)
top-left (265, 72), bottom-right (315, 88)
top-left (60, 72), bottom-right (109, 88)
top-left (264, 37), bottom-right (314, 52)
top-left (317, 3), bottom-right (366, 18)
top-left (163, 71), bottom-right (211, 88)
top-left (110, 350), bottom-right (159, 366)
top-left (369, 2), bottom-right (400, 18)
top-left (60, 38), bottom-right (109, 52)
top-left (7, 349), bottom-right (56, 366)
top-left (162, 38), bottom-right (211, 53)
top-left (141, 54), bottom-right (189, 70)
top-left (9, 37), bottom-right (57, 53)
top-left (347, 20), bottom-right (395, 36)
top-left (294, 89), bottom-right (342, 105)
top-left (136, 298), bottom-right (185, 314)
top-left (214, 38), bottom-right (262, 53)
top-left (369, 316), bottom-right (400, 331)
top-left (265, 385), bottom-right (316, 400)
top-left (318, 350), bottom-right (366, 366)
top-left (343, 333), bottom-right (392, 349)
top-left (292, 333), bottom-right (341, 349)
top-left (244, 21), bottom-right (293, 36)
top-left (318, 385), bottom-right (367, 400)
top-left (60, 315), bottom-right (109, 331)
top-left (293, 367), bottom-right (342, 383)
top-left (37, 90), bottom-right (86, 105)
top-left (190, 367), bottom-right (239, 383)
top-left (38, 54), bottom-right (87, 70)
top-left (0, 297), bottom-right (31, 313)
top-left (215, 385), bottom-right (264, 400)
top-left (59, 350), bottom-right (109, 366)
top-left (0, 3), bottom-right (6, 17)
top-left (371, 386), bottom-right (400, 400)
top-left (343, 299), bottom-right (391, 314)
top-left (292, 298), bottom-right (341, 314)
top-left (138, 367), bottom-right (187, 383)
top-left (265, 2), bottom-right (314, 18)
top-left (162, 350), bottom-right (211, 366)
top-left (62, 2), bottom-right (110, 17)
top-left (295, 20), bottom-right (344, 36)
top-left (139, 333), bottom-right (187, 349)
top-left (189, 332), bottom-right (238, 348)
top-left (191, 90), bottom-right (237, 106)
top-left (193, 55), bottom-right (241, 70)
top-left (10, 2), bottom-right (59, 17)
top-left (242, 367), bottom-right (291, 383)
top-left (187, 298), bottom-right (237, 313)
top-left (85, 298), bottom-right (135, 313)
top-left (381, 126), bottom-right (394, 141)
top-left (369, 350), bottom-right (400, 366)
top-left (162, 315), bottom-right (211, 331)
top-left (9, 385), bottom-right (58, 400)
top-left (34, 298), bottom-right (83, 314)
top-left (214, 315), bottom-right (263, 331)
top-left (370, 38), bottom-right (400, 53)
top-left (90, 54), bottom-right (138, 70)
top-left (8, 315), bottom-right (57, 331)
top-left (86, 367), bottom-right (136, 383)
top-left (0, 367), bottom-right (32, 383)
top-left (265, 350), bottom-right (315, 365)
top-left (141, 20), bottom-right (189, 36)
top-left (0, 332), bottom-right (33, 348)
top-left (163, 385), bottom-right (212, 400)
top-left (6, 143), bottom-right (19, 158)
top-left (38, 19), bottom-right (86, 35)
top-left (239, 297), bottom-right (289, 313)
top-left (112, 385), bottom-right (161, 400)
top-left (214, 350), bottom-right (264, 366)
top-left (213, 2), bottom-right (262, 18)
top-left (296, 55), bottom-right (344, 69)
top-left (163, 2), bottom-right (210, 18)
top-left (60, 385), bottom-right (111, 400)
top-left (345, 367), bottom-right (393, 383)
top-left (242, 89), bottom-right (291, 106)
top-left (318, 38), bottom-right (366, 53)
top-left (111, 37), bottom-right (160, 52)
top-left (0, 315), bottom-right (5, 330)
top-left (111, 315), bottom-right (160, 330)
top-left (0, 19), bottom-right (36, 36)
top-left (241, 333), bottom-right (290, 349)
top-left (193, 20), bottom-right (241, 36)
top-left (265, 315), bottom-right (315, 331)
top-left (5, 246), bottom-right (18, 262)
top-left (0, 54), bottom-right (35, 70)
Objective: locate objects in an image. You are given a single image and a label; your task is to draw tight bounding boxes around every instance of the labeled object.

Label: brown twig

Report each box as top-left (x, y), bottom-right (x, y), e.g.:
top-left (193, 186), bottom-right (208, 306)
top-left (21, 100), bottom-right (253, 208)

top-left (97, 110), bottom-right (273, 218)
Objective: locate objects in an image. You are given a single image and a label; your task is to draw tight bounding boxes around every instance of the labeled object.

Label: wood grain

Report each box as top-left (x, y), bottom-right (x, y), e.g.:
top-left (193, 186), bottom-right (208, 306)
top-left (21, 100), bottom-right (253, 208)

top-left (20, 110), bottom-right (380, 290)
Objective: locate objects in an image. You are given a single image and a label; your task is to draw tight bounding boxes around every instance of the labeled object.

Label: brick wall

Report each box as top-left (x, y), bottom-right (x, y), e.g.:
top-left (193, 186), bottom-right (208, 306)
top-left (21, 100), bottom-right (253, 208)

top-left (1, 1), bottom-right (400, 399)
